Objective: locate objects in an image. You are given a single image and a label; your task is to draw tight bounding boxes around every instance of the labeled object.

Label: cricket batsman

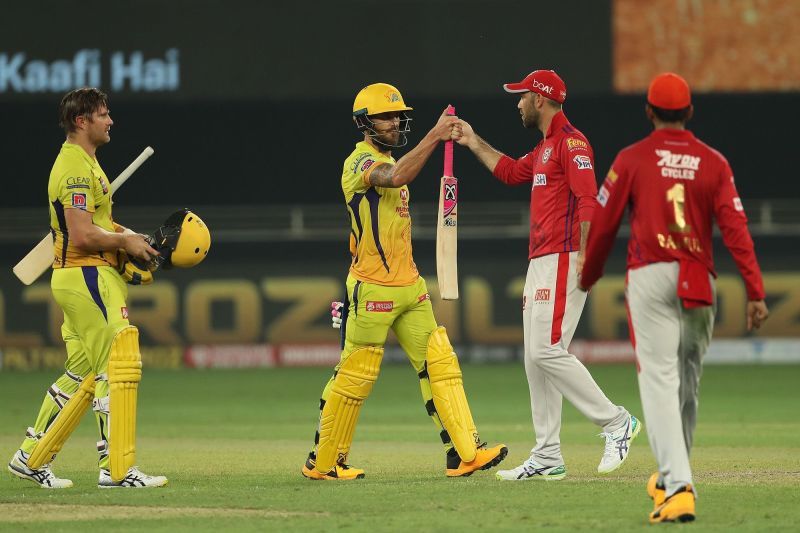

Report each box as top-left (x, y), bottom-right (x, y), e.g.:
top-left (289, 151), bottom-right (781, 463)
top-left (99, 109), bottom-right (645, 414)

top-left (580, 73), bottom-right (769, 523)
top-left (7, 88), bottom-right (210, 488)
top-left (301, 83), bottom-right (507, 480)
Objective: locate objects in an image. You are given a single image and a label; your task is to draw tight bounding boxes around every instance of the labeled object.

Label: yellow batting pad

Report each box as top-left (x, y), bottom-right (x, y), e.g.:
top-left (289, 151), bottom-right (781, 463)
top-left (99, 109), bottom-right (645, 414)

top-left (28, 373), bottom-right (96, 470)
top-left (109, 326), bottom-right (143, 482)
top-left (426, 327), bottom-right (478, 463)
top-left (315, 346), bottom-right (383, 474)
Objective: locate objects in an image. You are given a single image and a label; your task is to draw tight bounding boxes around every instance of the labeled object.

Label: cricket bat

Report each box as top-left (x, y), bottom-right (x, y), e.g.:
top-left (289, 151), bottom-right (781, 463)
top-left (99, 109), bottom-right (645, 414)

top-left (436, 105), bottom-right (458, 300)
top-left (12, 146), bottom-right (155, 285)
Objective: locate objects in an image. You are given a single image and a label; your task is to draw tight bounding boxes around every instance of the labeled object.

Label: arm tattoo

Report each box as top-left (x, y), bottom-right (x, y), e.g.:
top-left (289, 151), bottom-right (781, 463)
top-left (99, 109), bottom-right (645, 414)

top-left (368, 163), bottom-right (396, 187)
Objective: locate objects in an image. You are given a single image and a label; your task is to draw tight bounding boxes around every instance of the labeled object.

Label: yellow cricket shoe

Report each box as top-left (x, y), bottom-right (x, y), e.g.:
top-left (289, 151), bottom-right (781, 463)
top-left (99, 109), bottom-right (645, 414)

top-left (647, 472), bottom-right (666, 510)
top-left (649, 484), bottom-right (696, 524)
top-left (446, 444), bottom-right (508, 477)
top-left (301, 453), bottom-right (365, 480)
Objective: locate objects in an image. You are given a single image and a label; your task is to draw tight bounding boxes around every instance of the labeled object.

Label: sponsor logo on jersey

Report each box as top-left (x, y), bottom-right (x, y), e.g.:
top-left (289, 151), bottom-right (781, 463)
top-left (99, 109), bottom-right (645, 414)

top-left (121, 307), bottom-right (128, 319)
top-left (98, 176), bottom-right (108, 194)
top-left (366, 300), bottom-right (393, 312)
top-left (400, 189), bottom-right (408, 201)
top-left (534, 288), bottom-right (551, 302)
top-left (71, 193), bottom-right (87, 208)
top-left (67, 176), bottom-right (91, 186)
top-left (655, 149), bottom-right (700, 180)
top-left (733, 197), bottom-right (743, 211)
top-left (418, 293), bottom-right (430, 302)
top-left (361, 159), bottom-right (374, 172)
top-left (597, 185), bottom-right (610, 207)
top-left (350, 152), bottom-right (372, 173)
top-left (566, 137), bottom-right (588, 151)
top-left (607, 168), bottom-right (619, 183)
top-left (541, 147), bottom-right (552, 163)
top-left (573, 155), bottom-right (593, 170)
top-left (533, 173), bottom-right (547, 186)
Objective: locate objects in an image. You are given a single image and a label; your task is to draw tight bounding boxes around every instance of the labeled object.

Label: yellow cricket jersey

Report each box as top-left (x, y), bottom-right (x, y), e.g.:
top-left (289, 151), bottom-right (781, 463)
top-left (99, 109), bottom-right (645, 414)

top-left (342, 141), bottom-right (418, 286)
top-left (48, 142), bottom-right (119, 269)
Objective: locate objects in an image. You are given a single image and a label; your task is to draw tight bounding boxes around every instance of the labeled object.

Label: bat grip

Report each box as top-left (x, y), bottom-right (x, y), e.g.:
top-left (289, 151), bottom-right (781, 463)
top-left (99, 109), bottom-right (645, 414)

top-left (444, 105), bottom-right (455, 177)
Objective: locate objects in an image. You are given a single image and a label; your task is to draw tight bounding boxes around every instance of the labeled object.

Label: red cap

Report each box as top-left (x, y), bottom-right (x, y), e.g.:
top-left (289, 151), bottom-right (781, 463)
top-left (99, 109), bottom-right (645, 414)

top-left (503, 70), bottom-right (567, 103)
top-left (647, 72), bottom-right (691, 110)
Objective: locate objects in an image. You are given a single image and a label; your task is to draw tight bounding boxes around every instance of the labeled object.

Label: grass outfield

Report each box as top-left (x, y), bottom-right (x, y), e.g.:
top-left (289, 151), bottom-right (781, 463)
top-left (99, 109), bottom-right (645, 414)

top-left (1, 363), bottom-right (798, 531)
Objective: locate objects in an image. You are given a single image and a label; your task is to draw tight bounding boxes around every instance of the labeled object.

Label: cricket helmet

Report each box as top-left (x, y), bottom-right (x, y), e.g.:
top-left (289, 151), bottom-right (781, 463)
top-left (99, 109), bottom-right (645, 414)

top-left (353, 83), bottom-right (413, 148)
top-left (152, 209), bottom-right (211, 269)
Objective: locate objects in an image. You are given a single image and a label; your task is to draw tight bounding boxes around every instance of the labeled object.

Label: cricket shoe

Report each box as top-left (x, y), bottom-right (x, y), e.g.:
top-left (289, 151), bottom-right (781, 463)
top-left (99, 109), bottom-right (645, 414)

top-left (495, 456), bottom-right (566, 481)
top-left (597, 414), bottom-right (641, 474)
top-left (649, 484), bottom-right (695, 524)
top-left (7, 449), bottom-right (73, 489)
top-left (446, 443), bottom-right (508, 477)
top-left (98, 467), bottom-right (168, 488)
top-left (647, 471), bottom-right (666, 509)
top-left (301, 453), bottom-right (364, 480)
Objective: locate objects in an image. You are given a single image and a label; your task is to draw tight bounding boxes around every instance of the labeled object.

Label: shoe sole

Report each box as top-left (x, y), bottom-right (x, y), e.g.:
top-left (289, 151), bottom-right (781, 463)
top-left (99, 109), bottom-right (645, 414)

top-left (598, 418), bottom-right (642, 474)
top-left (301, 466), bottom-right (364, 480)
top-left (8, 463), bottom-right (72, 489)
top-left (496, 470), bottom-right (566, 481)
top-left (98, 479), bottom-right (169, 489)
top-left (650, 513), bottom-right (695, 524)
top-left (448, 446), bottom-right (509, 478)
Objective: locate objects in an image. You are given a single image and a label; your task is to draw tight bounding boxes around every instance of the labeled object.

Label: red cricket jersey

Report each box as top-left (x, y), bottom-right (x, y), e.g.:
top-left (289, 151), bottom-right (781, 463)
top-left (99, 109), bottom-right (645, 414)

top-left (492, 111), bottom-right (598, 259)
top-left (581, 128), bottom-right (765, 301)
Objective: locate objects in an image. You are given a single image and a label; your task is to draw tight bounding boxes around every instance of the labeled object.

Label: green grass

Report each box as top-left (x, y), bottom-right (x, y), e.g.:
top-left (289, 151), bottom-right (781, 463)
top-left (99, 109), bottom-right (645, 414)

top-left (1, 364), bottom-right (798, 531)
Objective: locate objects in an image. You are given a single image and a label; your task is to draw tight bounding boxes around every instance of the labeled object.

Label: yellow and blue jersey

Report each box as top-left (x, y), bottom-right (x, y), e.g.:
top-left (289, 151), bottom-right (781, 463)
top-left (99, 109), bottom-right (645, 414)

top-left (48, 142), bottom-right (118, 269)
top-left (342, 141), bottom-right (418, 286)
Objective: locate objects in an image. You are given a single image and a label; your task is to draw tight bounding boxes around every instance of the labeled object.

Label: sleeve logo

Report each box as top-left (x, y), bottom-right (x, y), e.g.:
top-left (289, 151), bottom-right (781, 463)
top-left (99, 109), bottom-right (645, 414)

top-left (597, 185), bottom-right (610, 207)
top-left (733, 197), bottom-right (743, 211)
top-left (71, 193), bottom-right (87, 208)
top-left (566, 137), bottom-right (588, 151)
top-left (573, 155), bottom-right (593, 170)
top-left (361, 159), bottom-right (374, 172)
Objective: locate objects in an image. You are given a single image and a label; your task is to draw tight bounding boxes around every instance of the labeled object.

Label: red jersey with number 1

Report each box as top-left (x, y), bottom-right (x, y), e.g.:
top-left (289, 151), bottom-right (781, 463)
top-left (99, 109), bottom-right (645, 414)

top-left (492, 111), bottom-right (598, 259)
top-left (581, 128), bottom-right (764, 300)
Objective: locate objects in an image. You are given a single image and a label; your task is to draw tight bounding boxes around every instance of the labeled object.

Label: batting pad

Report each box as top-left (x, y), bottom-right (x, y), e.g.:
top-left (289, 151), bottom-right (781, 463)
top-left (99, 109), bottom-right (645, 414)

top-left (315, 346), bottom-right (383, 474)
top-left (109, 326), bottom-right (142, 481)
top-left (28, 373), bottom-right (96, 469)
top-left (426, 327), bottom-right (478, 463)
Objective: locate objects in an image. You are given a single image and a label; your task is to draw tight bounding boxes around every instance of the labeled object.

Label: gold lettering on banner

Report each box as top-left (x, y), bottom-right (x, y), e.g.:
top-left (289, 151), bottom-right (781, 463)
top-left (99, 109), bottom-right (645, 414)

top-left (128, 283), bottom-right (182, 344)
top-left (712, 275), bottom-right (746, 336)
top-left (428, 279), bottom-right (461, 341)
top-left (262, 277), bottom-right (339, 343)
top-left (22, 284), bottom-right (61, 345)
top-left (464, 277), bottom-right (523, 344)
top-left (0, 290), bottom-right (44, 347)
top-left (754, 274), bottom-right (799, 336)
top-left (185, 280), bottom-right (261, 343)
top-left (587, 276), bottom-right (629, 340)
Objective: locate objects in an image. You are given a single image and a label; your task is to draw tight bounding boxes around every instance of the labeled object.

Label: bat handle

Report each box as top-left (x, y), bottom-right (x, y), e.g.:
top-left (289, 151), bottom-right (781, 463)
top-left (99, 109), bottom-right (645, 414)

top-left (444, 105), bottom-right (455, 177)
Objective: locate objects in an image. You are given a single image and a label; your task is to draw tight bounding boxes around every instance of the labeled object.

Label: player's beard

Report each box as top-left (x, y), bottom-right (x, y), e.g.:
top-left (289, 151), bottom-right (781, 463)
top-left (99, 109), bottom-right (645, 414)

top-left (374, 130), bottom-right (401, 152)
top-left (522, 106), bottom-right (540, 130)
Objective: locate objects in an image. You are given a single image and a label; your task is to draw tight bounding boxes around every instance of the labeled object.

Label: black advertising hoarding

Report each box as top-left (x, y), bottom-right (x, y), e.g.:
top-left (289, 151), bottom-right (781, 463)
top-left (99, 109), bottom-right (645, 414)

top-left (0, 0), bottom-right (612, 102)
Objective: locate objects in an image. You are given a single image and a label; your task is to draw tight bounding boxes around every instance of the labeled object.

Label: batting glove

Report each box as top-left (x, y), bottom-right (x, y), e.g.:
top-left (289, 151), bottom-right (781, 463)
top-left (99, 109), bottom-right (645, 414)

top-left (331, 301), bottom-right (344, 329)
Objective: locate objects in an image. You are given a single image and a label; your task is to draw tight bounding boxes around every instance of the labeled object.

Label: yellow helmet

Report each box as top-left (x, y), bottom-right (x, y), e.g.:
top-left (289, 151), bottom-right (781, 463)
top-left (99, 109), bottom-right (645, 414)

top-left (152, 209), bottom-right (211, 269)
top-left (353, 83), bottom-right (413, 148)
top-left (352, 83), bottom-right (413, 116)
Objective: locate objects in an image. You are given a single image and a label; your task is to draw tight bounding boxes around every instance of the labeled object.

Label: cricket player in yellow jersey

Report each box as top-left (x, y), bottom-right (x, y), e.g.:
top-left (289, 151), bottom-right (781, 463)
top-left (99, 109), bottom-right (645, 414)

top-left (301, 83), bottom-right (508, 480)
top-left (7, 88), bottom-right (168, 488)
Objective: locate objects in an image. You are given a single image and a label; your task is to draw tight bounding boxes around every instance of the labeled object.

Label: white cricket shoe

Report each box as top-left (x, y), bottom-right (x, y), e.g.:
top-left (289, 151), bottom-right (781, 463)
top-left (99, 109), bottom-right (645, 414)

top-left (598, 414), bottom-right (641, 474)
top-left (98, 467), bottom-right (168, 488)
top-left (496, 456), bottom-right (566, 481)
top-left (7, 449), bottom-right (73, 489)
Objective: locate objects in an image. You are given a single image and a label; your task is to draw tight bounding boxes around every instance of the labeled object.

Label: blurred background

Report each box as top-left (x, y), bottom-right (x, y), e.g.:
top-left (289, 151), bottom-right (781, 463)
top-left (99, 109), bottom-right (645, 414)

top-left (1, 0), bottom-right (798, 371)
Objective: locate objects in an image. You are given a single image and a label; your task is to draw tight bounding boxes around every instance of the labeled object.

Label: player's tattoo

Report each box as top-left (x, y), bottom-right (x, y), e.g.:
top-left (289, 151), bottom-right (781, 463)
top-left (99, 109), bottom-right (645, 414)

top-left (369, 163), bottom-right (396, 187)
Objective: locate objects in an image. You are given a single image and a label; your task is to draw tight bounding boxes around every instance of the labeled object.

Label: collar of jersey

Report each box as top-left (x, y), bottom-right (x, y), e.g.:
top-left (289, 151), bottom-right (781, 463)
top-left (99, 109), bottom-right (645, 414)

top-left (62, 142), bottom-right (99, 167)
top-left (545, 110), bottom-right (569, 139)
top-left (650, 128), bottom-right (695, 141)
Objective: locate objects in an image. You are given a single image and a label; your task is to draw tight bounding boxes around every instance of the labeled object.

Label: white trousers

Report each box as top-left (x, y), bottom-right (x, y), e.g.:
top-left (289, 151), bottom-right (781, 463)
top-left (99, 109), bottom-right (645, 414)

top-left (627, 262), bottom-right (715, 496)
top-left (522, 251), bottom-right (628, 466)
